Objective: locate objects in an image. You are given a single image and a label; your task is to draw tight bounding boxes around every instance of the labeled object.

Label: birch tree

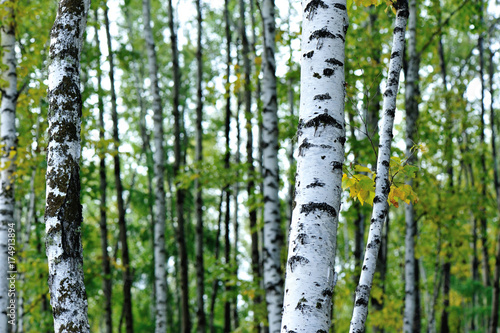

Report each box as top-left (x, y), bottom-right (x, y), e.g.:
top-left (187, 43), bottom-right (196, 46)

top-left (349, 1), bottom-right (409, 332)
top-left (281, 1), bottom-right (348, 332)
top-left (194, 1), bottom-right (207, 332)
top-left (94, 9), bottom-right (112, 333)
top-left (45, 0), bottom-right (91, 331)
top-left (261, 0), bottom-right (284, 331)
top-left (142, 0), bottom-right (168, 331)
top-left (403, 0), bottom-right (420, 331)
top-left (0, 1), bottom-right (17, 331)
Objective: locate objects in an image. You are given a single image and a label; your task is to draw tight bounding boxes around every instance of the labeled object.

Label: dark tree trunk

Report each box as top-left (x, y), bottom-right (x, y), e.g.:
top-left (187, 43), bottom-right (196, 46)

top-left (94, 9), bottom-right (112, 333)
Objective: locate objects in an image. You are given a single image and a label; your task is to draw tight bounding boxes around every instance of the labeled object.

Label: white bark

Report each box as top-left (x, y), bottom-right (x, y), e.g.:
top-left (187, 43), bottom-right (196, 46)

top-left (261, 1), bottom-right (284, 332)
top-left (349, 2), bottom-right (409, 332)
top-left (0, 1), bottom-right (17, 331)
top-left (281, 1), bottom-right (348, 332)
top-left (45, 0), bottom-right (90, 332)
top-left (142, 0), bottom-right (168, 332)
top-left (403, 0), bottom-right (419, 331)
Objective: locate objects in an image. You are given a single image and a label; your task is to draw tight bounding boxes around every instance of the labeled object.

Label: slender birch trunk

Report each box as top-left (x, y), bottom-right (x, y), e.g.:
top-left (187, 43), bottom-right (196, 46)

top-left (478, 0), bottom-right (490, 290)
top-left (223, 1), bottom-right (232, 331)
top-left (142, 0), bottom-right (168, 331)
top-left (45, 0), bottom-right (90, 331)
top-left (167, 1), bottom-right (190, 331)
top-left (194, 1), bottom-right (207, 333)
top-left (488, 44), bottom-right (500, 333)
top-left (94, 9), bottom-right (112, 333)
top-left (281, 1), bottom-right (348, 332)
top-left (403, 0), bottom-right (420, 331)
top-left (261, 1), bottom-right (284, 331)
top-left (438, 27), bottom-right (452, 333)
top-left (349, 2), bottom-right (409, 332)
top-left (104, 4), bottom-right (135, 332)
top-left (0, 1), bottom-right (17, 331)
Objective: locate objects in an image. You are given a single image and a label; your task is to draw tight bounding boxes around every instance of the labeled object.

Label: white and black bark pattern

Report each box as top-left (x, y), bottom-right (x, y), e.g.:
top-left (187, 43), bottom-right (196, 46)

top-left (0, 1), bottom-right (17, 331)
top-left (142, 0), bottom-right (168, 331)
top-left (261, 1), bottom-right (283, 332)
top-left (45, 0), bottom-right (90, 332)
top-left (280, 1), bottom-right (348, 332)
top-left (403, 0), bottom-right (419, 331)
top-left (349, 2), bottom-right (408, 332)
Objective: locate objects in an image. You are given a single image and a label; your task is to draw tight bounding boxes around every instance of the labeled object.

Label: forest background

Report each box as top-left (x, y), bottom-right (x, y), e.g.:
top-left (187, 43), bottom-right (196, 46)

top-left (0, 0), bottom-right (500, 332)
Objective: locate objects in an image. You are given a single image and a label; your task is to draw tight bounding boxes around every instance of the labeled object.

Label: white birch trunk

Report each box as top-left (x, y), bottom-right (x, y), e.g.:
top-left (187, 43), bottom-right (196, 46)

top-left (281, 1), bottom-right (348, 332)
top-left (349, 2), bottom-right (409, 332)
top-left (403, 0), bottom-right (418, 331)
top-left (45, 0), bottom-right (91, 332)
top-left (0, 1), bottom-right (17, 331)
top-left (142, 0), bottom-right (168, 331)
top-left (261, 1), bottom-right (284, 332)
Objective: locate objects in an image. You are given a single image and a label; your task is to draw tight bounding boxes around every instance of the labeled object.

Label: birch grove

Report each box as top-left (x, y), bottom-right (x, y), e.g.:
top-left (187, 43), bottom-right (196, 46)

top-left (281, 1), bottom-right (348, 332)
top-left (0, 0), bottom-right (17, 331)
top-left (349, 1), bottom-right (409, 332)
top-left (45, 0), bottom-right (90, 331)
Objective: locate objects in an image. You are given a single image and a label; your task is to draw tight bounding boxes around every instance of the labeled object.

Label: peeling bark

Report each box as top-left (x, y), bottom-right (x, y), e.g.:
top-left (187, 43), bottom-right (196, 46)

top-left (349, 2), bottom-right (409, 332)
top-left (281, 1), bottom-right (348, 332)
top-left (45, 0), bottom-right (91, 332)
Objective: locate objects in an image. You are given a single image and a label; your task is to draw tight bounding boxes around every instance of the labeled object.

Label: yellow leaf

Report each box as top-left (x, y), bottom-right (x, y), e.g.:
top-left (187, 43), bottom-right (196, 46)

top-left (354, 164), bottom-right (372, 174)
top-left (8, 150), bottom-right (16, 159)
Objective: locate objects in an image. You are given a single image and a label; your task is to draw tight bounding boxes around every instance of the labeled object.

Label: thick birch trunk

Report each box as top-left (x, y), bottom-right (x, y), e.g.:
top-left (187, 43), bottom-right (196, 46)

top-left (281, 1), bottom-right (348, 332)
top-left (45, 0), bottom-right (91, 332)
top-left (349, 2), bottom-right (409, 332)
top-left (194, 1), bottom-right (207, 333)
top-left (142, 0), bottom-right (168, 331)
top-left (261, 1), bottom-right (284, 332)
top-left (94, 9), bottom-right (113, 333)
top-left (403, 0), bottom-right (420, 331)
top-left (0, 1), bottom-right (17, 331)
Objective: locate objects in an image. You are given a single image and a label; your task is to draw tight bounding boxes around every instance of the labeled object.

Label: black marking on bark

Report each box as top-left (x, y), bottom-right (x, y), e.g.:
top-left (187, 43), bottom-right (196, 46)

top-left (288, 255), bottom-right (310, 272)
top-left (321, 155), bottom-right (326, 159)
top-left (386, 108), bottom-right (396, 117)
top-left (394, 27), bottom-right (405, 34)
top-left (325, 58), bottom-right (344, 66)
top-left (355, 297), bottom-right (369, 307)
top-left (362, 265), bottom-right (368, 271)
top-left (373, 196), bottom-right (382, 204)
top-left (339, 136), bottom-right (346, 146)
top-left (314, 93), bottom-right (332, 101)
top-left (304, 50), bottom-right (314, 58)
top-left (333, 3), bottom-right (346, 10)
top-left (301, 202), bottom-right (336, 217)
top-left (302, 113), bottom-right (343, 130)
top-left (382, 160), bottom-right (389, 167)
top-left (298, 138), bottom-right (313, 156)
top-left (323, 68), bottom-right (335, 77)
top-left (316, 302), bottom-right (323, 309)
top-left (309, 28), bottom-right (335, 41)
top-left (331, 161), bottom-right (342, 171)
top-left (306, 178), bottom-right (325, 188)
top-left (383, 89), bottom-right (394, 97)
top-left (304, 0), bottom-right (329, 20)
top-left (292, 200), bottom-right (297, 211)
top-left (399, 9), bottom-right (410, 18)
top-left (296, 233), bottom-right (308, 245)
top-left (391, 51), bottom-right (400, 59)
top-left (371, 218), bottom-right (376, 224)
top-left (322, 288), bottom-right (333, 297)
top-left (313, 72), bottom-right (322, 79)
